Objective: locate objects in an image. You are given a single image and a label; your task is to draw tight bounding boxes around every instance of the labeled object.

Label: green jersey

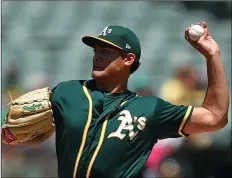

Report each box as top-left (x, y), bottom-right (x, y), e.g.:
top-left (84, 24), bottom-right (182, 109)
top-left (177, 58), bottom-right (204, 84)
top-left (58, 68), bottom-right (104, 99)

top-left (51, 79), bottom-right (194, 178)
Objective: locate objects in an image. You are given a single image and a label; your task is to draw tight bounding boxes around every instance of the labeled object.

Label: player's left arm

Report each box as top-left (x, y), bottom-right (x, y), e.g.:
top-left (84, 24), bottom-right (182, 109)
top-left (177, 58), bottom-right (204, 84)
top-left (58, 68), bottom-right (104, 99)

top-left (183, 22), bottom-right (229, 134)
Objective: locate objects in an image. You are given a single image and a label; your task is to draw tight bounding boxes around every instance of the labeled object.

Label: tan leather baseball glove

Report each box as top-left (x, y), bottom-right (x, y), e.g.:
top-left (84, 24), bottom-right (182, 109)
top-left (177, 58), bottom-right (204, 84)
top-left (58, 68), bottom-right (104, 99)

top-left (1, 87), bottom-right (55, 145)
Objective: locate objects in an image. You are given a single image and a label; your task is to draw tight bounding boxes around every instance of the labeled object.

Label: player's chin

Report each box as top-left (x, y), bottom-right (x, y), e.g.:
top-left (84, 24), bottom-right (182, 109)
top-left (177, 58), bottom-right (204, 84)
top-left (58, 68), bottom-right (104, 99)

top-left (92, 71), bottom-right (107, 79)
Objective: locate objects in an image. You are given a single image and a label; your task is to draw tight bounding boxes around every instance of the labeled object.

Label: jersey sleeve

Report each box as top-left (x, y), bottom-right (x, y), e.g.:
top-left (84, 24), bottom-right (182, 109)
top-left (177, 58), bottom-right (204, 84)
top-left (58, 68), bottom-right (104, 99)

top-left (50, 80), bottom-right (85, 124)
top-left (51, 83), bottom-right (63, 124)
top-left (153, 97), bottom-right (194, 139)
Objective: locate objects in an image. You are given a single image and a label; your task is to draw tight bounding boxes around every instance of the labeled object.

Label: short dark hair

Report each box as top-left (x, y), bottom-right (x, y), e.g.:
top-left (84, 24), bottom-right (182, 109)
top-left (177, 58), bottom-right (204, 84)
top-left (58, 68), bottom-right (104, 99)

top-left (121, 50), bottom-right (140, 74)
top-left (130, 60), bottom-right (140, 74)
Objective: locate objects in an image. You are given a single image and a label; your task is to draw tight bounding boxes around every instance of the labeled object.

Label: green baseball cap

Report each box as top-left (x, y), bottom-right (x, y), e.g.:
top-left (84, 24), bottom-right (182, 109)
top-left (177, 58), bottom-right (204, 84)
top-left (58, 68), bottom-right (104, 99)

top-left (82, 25), bottom-right (141, 60)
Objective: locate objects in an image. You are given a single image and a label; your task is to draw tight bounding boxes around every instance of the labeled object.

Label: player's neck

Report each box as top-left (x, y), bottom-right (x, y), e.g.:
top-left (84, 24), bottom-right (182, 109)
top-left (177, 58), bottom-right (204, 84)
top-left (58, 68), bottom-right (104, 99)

top-left (95, 78), bottom-right (128, 94)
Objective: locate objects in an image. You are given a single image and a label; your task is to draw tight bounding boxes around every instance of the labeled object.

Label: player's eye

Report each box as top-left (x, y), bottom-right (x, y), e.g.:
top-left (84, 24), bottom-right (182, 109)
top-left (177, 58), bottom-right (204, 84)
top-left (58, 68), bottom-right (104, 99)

top-left (93, 48), bottom-right (112, 55)
top-left (102, 49), bottom-right (109, 53)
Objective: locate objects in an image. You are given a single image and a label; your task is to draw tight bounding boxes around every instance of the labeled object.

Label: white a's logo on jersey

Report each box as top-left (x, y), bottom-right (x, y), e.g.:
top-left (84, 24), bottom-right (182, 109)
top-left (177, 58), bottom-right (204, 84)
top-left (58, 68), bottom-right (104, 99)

top-left (107, 110), bottom-right (147, 141)
top-left (99, 26), bottom-right (112, 36)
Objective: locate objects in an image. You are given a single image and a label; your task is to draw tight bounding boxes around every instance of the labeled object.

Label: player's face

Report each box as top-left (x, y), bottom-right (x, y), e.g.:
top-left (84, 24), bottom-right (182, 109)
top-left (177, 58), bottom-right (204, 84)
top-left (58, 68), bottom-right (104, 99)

top-left (92, 44), bottom-right (126, 79)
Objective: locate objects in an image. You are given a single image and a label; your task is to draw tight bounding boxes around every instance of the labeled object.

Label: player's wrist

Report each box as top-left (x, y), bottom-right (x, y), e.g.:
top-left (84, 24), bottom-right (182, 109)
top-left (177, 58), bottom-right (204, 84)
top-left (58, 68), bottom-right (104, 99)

top-left (205, 51), bottom-right (221, 61)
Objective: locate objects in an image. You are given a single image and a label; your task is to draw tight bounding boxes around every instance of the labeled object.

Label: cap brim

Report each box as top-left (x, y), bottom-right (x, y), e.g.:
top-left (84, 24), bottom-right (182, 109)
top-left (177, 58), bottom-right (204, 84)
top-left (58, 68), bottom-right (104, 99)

top-left (82, 36), bottom-right (122, 50)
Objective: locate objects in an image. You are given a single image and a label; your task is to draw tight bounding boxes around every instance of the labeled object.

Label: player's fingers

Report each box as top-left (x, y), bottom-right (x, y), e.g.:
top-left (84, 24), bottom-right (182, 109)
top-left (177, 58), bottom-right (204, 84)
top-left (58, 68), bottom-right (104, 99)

top-left (198, 27), bottom-right (208, 43)
top-left (188, 38), bottom-right (198, 47)
top-left (202, 21), bottom-right (212, 36)
top-left (185, 28), bottom-right (189, 34)
top-left (202, 21), bottom-right (207, 28)
top-left (185, 27), bottom-right (191, 39)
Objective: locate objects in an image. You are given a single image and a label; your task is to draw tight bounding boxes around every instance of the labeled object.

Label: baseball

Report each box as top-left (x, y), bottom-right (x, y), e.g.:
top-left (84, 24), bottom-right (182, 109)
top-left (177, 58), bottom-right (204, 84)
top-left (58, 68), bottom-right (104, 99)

top-left (188, 25), bottom-right (205, 41)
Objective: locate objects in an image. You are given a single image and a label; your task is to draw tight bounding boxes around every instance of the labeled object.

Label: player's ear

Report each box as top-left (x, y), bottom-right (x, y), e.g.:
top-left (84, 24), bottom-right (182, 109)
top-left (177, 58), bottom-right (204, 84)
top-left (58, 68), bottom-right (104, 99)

top-left (124, 53), bottom-right (136, 67)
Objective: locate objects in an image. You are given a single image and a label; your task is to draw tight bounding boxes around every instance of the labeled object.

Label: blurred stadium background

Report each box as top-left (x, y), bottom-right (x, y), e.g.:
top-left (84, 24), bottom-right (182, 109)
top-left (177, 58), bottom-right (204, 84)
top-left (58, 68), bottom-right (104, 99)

top-left (1, 1), bottom-right (231, 178)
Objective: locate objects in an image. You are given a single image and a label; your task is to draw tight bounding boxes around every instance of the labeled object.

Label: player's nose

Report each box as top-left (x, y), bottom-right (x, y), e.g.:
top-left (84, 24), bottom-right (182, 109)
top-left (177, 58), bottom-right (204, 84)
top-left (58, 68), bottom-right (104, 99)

top-left (93, 57), bottom-right (101, 62)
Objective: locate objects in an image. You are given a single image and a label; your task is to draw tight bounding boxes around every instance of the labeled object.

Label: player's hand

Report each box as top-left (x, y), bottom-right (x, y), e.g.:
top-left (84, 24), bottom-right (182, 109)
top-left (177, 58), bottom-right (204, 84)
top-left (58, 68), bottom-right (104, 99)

top-left (185, 22), bottom-right (220, 59)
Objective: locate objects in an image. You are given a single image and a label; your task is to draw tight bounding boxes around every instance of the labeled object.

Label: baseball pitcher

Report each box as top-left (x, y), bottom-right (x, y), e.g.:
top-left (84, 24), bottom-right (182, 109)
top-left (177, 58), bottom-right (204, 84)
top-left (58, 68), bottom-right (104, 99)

top-left (2, 22), bottom-right (229, 178)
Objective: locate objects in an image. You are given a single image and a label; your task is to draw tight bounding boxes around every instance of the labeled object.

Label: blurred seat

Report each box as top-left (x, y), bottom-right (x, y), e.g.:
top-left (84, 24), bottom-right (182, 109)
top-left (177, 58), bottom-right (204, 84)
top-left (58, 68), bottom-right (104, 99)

top-left (2, 1), bottom-right (231, 86)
